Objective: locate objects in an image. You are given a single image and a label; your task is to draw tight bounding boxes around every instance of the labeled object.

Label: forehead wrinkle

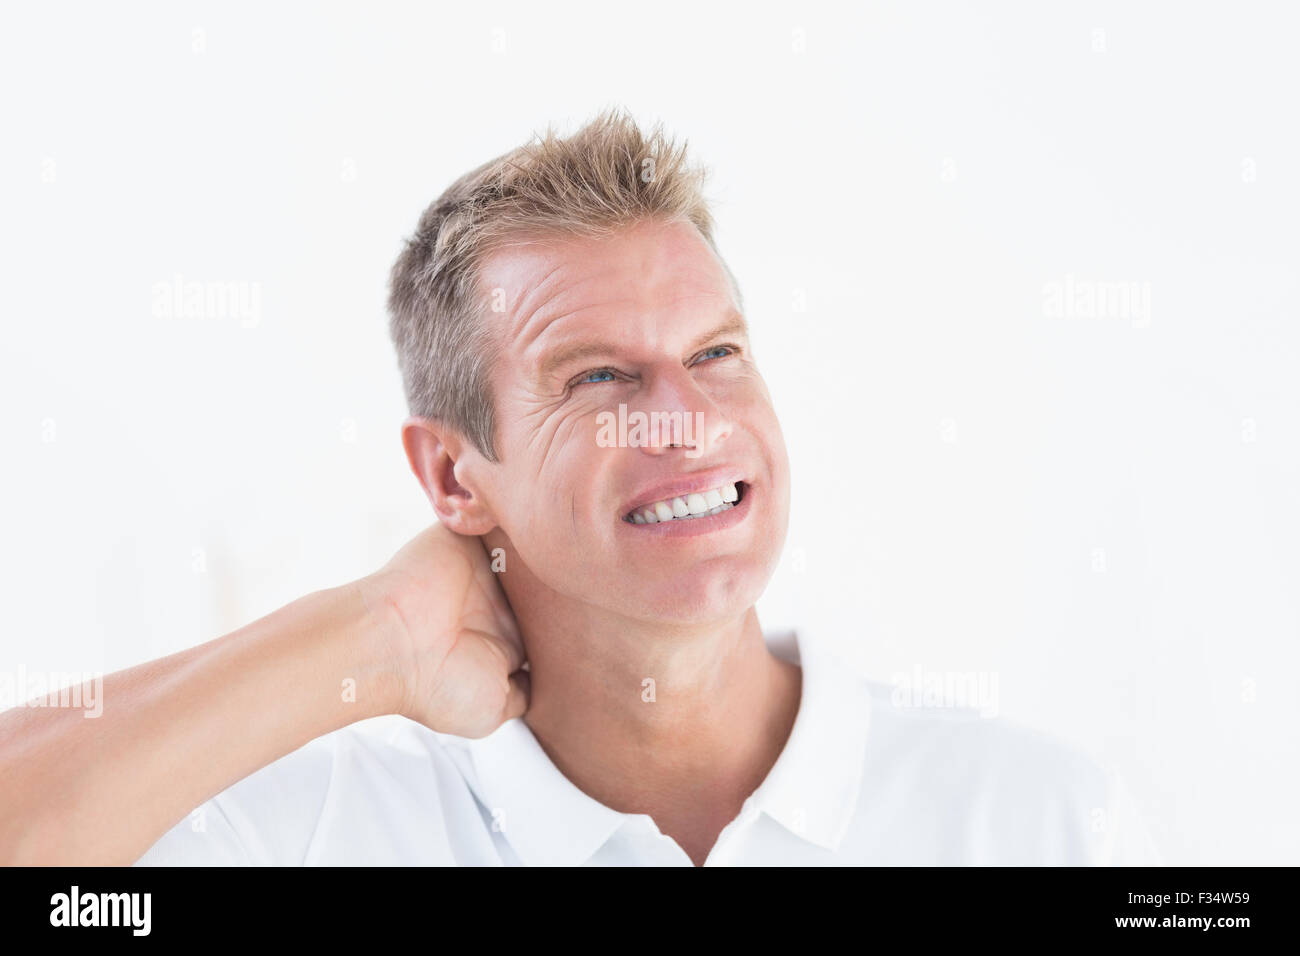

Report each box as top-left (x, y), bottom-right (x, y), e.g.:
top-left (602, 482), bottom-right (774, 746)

top-left (505, 261), bottom-right (568, 347)
top-left (501, 226), bottom-right (734, 348)
top-left (500, 240), bottom-right (742, 386)
top-left (509, 274), bottom-right (618, 365)
top-left (524, 297), bottom-right (643, 385)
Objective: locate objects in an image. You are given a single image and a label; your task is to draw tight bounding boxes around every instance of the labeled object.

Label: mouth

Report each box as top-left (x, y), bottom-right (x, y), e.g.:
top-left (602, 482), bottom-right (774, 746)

top-left (623, 480), bottom-right (747, 525)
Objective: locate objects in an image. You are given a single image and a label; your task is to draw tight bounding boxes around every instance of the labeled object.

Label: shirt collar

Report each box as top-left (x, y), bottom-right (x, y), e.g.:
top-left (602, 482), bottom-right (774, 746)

top-left (745, 628), bottom-right (872, 851)
top-left (461, 628), bottom-right (872, 865)
top-left (461, 716), bottom-right (629, 866)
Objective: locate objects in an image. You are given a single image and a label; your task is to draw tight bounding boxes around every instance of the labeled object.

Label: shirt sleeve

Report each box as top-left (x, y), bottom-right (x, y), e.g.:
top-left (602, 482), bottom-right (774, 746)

top-left (131, 793), bottom-right (255, 866)
top-left (132, 734), bottom-right (337, 866)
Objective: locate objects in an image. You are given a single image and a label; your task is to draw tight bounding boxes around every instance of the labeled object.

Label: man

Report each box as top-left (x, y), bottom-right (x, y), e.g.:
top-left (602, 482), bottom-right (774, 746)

top-left (0, 108), bottom-right (1161, 866)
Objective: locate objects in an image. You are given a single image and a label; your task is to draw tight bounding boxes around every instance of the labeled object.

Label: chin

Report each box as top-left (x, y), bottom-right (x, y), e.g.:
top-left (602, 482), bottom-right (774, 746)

top-left (627, 556), bottom-right (775, 627)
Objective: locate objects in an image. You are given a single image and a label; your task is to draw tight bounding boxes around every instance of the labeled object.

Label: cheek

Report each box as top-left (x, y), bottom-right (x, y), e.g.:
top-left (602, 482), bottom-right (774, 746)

top-left (496, 425), bottom-right (608, 542)
top-left (513, 396), bottom-right (592, 465)
top-left (726, 384), bottom-right (786, 455)
top-left (764, 408), bottom-right (790, 468)
top-left (710, 365), bottom-right (774, 413)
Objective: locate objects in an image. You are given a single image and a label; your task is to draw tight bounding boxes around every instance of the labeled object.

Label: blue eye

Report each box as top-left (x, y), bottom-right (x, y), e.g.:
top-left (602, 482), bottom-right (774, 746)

top-left (697, 345), bottom-right (735, 363)
top-left (570, 346), bottom-right (738, 389)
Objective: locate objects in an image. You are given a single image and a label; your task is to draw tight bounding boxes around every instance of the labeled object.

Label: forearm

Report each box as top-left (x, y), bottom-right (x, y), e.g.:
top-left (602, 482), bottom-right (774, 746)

top-left (0, 578), bottom-right (404, 865)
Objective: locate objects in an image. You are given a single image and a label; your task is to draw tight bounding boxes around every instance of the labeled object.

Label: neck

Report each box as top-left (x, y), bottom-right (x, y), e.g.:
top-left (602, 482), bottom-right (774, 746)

top-left (501, 563), bottom-right (802, 865)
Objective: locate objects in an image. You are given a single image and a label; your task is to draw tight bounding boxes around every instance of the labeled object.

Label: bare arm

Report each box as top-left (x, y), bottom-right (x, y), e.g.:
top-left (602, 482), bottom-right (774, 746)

top-left (0, 579), bottom-right (402, 865)
top-left (0, 522), bottom-right (527, 866)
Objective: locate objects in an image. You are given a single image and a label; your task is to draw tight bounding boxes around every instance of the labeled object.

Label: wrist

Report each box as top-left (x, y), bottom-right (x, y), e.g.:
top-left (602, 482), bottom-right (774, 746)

top-left (352, 571), bottom-right (419, 719)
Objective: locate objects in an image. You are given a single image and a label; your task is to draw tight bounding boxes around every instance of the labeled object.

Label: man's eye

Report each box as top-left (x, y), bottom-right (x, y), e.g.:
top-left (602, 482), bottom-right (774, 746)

top-left (570, 347), bottom-right (737, 389)
top-left (696, 345), bottom-right (736, 363)
top-left (573, 368), bottom-right (617, 386)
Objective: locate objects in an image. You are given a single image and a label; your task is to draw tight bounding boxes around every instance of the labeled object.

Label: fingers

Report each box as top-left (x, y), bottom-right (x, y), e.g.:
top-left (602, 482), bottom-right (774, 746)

top-left (468, 539), bottom-right (523, 647)
top-left (502, 670), bottom-right (530, 723)
top-left (473, 627), bottom-right (525, 675)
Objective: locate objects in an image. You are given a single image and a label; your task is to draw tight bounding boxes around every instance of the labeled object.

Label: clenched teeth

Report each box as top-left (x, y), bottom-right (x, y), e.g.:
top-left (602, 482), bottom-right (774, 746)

top-left (626, 482), bottom-right (741, 524)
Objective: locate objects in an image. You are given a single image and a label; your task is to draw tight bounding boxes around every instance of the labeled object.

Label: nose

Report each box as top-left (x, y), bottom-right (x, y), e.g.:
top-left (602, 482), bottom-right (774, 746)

top-left (633, 364), bottom-right (733, 459)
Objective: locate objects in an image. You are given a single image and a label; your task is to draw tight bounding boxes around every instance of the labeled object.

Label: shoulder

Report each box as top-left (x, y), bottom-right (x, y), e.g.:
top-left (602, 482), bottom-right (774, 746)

top-left (862, 679), bottom-right (1102, 786)
top-left (134, 716), bottom-right (470, 866)
top-left (849, 679), bottom-right (1161, 864)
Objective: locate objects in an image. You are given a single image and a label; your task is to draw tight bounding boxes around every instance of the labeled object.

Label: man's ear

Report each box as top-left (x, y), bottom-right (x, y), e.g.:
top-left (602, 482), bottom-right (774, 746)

top-left (401, 417), bottom-right (499, 535)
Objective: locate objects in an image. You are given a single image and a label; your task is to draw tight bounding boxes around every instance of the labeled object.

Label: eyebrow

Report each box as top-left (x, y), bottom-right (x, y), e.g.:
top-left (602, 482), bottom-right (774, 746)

top-left (537, 313), bottom-right (749, 383)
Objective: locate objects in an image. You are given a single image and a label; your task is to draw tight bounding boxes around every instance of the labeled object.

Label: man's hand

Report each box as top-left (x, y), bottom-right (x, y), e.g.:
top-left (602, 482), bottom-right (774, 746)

top-left (364, 522), bottom-right (529, 738)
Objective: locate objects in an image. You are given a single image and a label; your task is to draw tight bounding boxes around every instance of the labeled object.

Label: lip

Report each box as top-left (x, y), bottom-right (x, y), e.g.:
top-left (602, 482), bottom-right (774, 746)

top-left (619, 480), bottom-right (754, 538)
top-left (619, 466), bottom-right (747, 519)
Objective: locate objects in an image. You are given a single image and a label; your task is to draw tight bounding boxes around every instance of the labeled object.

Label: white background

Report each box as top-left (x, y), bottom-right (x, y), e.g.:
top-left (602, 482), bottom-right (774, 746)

top-left (3, 1), bottom-right (1296, 864)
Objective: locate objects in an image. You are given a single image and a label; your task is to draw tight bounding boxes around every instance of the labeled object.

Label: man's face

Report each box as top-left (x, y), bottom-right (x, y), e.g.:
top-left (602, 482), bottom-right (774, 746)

top-left (470, 218), bottom-right (790, 626)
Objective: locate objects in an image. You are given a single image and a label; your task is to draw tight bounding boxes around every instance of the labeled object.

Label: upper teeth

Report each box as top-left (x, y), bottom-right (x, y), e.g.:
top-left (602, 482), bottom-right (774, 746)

top-left (626, 483), bottom-right (740, 524)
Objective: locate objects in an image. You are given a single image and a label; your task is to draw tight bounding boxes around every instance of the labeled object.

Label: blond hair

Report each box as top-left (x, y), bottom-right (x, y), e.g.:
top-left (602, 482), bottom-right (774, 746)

top-left (387, 106), bottom-right (741, 462)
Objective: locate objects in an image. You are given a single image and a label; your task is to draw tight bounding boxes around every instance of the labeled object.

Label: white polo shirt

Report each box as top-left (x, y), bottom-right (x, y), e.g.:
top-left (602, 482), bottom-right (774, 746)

top-left (134, 629), bottom-right (1163, 866)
